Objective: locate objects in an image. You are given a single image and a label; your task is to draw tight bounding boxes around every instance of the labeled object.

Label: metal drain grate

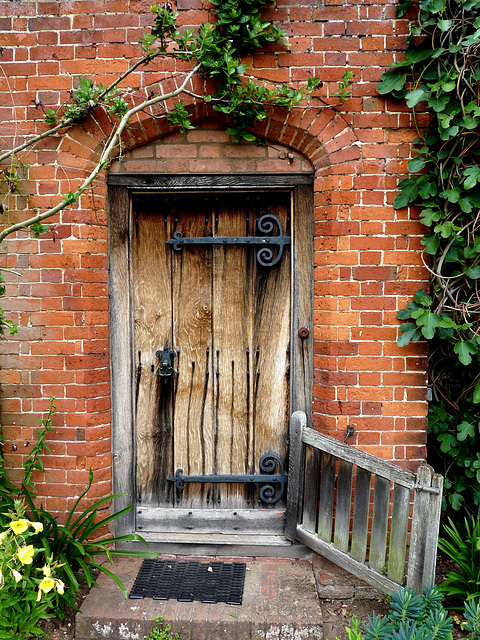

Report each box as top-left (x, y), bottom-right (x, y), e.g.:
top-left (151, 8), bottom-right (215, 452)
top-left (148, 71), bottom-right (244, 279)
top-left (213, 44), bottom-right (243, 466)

top-left (128, 560), bottom-right (246, 605)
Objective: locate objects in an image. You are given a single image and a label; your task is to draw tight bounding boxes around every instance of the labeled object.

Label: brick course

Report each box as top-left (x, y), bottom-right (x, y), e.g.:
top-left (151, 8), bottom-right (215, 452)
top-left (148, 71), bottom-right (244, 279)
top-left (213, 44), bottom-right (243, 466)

top-left (0, 0), bottom-right (429, 518)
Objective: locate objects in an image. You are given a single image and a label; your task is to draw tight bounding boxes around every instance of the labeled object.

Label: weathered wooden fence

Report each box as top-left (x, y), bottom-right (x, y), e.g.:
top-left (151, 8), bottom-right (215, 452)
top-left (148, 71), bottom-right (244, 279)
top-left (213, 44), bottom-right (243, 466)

top-left (285, 411), bottom-right (443, 594)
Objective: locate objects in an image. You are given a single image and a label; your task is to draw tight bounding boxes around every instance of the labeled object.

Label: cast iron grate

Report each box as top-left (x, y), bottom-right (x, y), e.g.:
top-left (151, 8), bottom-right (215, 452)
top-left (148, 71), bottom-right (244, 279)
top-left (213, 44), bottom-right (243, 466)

top-left (128, 559), bottom-right (246, 605)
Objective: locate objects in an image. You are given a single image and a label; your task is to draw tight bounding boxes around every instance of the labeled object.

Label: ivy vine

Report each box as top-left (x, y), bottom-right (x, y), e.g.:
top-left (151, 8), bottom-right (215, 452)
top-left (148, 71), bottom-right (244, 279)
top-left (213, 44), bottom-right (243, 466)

top-left (378, 0), bottom-right (480, 512)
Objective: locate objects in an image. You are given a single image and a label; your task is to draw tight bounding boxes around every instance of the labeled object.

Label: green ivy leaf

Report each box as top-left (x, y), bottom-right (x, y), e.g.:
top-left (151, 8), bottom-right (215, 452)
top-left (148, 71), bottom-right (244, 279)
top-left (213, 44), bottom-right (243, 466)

top-left (408, 156), bottom-right (425, 172)
top-left (377, 71), bottom-right (407, 95)
top-left (438, 432), bottom-right (458, 452)
top-left (414, 289), bottom-right (433, 306)
top-left (420, 208), bottom-right (442, 225)
top-left (421, 234), bottom-right (440, 254)
top-left (463, 165), bottom-right (480, 189)
top-left (397, 323), bottom-right (422, 346)
top-left (464, 265), bottom-right (480, 278)
top-left (406, 89), bottom-right (429, 108)
top-left (454, 340), bottom-right (478, 365)
top-left (393, 177), bottom-right (419, 208)
top-left (457, 421), bottom-right (476, 441)
top-left (428, 94), bottom-right (450, 112)
top-left (473, 379), bottom-right (480, 403)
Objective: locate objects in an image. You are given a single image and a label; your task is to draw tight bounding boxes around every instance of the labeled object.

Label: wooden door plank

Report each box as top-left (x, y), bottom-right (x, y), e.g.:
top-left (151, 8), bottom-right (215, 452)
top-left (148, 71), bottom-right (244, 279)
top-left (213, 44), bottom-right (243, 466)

top-left (109, 185), bottom-right (134, 535)
top-left (132, 197), bottom-right (174, 508)
top-left (350, 467), bottom-right (371, 563)
top-left (171, 196), bottom-right (214, 509)
top-left (317, 452), bottom-right (336, 542)
top-left (291, 184), bottom-right (314, 419)
top-left (333, 459), bottom-right (353, 553)
top-left (211, 194), bottom-right (253, 509)
top-left (369, 475), bottom-right (390, 572)
top-left (387, 483), bottom-right (410, 584)
top-left (251, 194), bottom-right (291, 507)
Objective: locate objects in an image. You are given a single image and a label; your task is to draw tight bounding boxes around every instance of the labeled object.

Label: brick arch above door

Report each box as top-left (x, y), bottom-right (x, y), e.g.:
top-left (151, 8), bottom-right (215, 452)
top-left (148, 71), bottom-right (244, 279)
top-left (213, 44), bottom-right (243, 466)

top-left (109, 121), bottom-right (314, 176)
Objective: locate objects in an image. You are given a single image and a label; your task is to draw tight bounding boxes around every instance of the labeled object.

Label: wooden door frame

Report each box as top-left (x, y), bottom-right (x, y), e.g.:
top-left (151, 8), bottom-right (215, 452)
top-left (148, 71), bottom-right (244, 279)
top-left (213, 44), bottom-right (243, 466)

top-left (107, 173), bottom-right (314, 537)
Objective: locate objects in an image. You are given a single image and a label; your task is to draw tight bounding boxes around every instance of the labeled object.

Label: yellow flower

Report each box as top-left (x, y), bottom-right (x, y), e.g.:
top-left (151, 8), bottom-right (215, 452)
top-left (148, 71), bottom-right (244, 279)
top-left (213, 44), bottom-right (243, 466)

top-left (9, 519), bottom-right (30, 535)
top-left (40, 564), bottom-right (51, 577)
top-left (16, 544), bottom-right (34, 565)
top-left (11, 570), bottom-right (22, 583)
top-left (37, 576), bottom-right (55, 601)
top-left (0, 530), bottom-right (9, 544)
top-left (55, 579), bottom-right (65, 595)
top-left (31, 522), bottom-right (43, 534)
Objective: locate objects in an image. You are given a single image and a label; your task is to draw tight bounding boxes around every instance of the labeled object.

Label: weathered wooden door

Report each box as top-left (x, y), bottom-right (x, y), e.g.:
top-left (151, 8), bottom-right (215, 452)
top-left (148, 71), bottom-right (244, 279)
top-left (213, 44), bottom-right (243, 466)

top-left (132, 191), bottom-right (292, 543)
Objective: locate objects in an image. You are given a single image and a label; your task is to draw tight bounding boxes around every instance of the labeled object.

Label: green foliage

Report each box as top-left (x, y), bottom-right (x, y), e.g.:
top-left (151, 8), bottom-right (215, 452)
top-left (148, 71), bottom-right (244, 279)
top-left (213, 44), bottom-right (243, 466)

top-left (438, 515), bottom-right (480, 606)
top-left (342, 586), bottom-right (453, 640)
top-left (378, 0), bottom-right (480, 513)
top-left (145, 616), bottom-right (180, 640)
top-left (0, 499), bottom-right (62, 639)
top-left (332, 70), bottom-right (355, 104)
top-left (0, 400), bottom-right (155, 630)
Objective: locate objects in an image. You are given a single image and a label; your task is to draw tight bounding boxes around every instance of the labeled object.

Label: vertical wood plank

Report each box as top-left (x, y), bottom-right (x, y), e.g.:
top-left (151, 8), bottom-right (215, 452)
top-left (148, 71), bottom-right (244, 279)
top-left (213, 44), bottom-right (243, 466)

top-left (285, 411), bottom-right (306, 541)
top-left (387, 483), bottom-right (410, 584)
top-left (251, 193), bottom-right (291, 508)
top-left (133, 196), bottom-right (174, 508)
top-left (290, 184), bottom-right (314, 420)
top-left (350, 467), bottom-right (371, 562)
top-left (109, 185), bottom-right (134, 535)
top-left (422, 472), bottom-right (443, 587)
top-left (334, 459), bottom-right (353, 553)
top-left (317, 452), bottom-right (336, 542)
top-left (369, 475), bottom-right (390, 572)
top-left (172, 195), bottom-right (214, 508)
top-left (302, 445), bottom-right (320, 533)
top-left (212, 194), bottom-right (252, 508)
top-left (407, 465), bottom-right (441, 591)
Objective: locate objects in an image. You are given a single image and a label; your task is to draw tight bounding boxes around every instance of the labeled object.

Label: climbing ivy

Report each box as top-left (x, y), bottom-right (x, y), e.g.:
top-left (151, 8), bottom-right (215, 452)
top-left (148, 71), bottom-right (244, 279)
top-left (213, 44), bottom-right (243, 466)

top-left (0, 0), bottom-right (322, 337)
top-left (378, 0), bottom-right (480, 512)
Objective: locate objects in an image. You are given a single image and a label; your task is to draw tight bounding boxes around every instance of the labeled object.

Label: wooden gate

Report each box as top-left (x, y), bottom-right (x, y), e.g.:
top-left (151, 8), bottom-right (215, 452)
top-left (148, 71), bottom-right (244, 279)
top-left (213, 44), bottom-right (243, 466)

top-left (285, 412), bottom-right (443, 592)
top-left (131, 191), bottom-right (293, 542)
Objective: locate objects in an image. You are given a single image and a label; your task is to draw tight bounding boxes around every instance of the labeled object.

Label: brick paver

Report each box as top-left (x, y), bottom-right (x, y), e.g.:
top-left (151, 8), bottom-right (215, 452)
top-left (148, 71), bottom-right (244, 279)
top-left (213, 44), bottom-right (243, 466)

top-left (75, 555), bottom-right (323, 640)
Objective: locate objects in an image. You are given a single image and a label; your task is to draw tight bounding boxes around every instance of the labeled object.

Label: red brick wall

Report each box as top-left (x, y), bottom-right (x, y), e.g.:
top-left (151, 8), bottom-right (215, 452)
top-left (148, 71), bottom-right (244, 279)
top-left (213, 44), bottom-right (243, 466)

top-left (0, 0), bottom-right (428, 517)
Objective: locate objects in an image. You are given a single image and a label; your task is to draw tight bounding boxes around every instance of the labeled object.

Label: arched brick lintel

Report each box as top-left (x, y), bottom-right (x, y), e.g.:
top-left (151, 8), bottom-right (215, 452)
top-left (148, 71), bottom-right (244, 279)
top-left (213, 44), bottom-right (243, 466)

top-left (61, 86), bottom-right (362, 180)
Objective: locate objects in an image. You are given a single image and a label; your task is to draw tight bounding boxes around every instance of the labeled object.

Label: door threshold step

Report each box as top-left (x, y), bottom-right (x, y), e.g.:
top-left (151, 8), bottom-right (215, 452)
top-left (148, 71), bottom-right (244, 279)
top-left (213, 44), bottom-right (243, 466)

top-left (75, 555), bottom-right (323, 640)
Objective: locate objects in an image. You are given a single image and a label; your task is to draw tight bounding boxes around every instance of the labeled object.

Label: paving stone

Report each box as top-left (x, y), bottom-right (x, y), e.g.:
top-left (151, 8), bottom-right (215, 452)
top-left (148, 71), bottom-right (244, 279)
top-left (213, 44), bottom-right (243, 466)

top-left (75, 555), bottom-right (324, 640)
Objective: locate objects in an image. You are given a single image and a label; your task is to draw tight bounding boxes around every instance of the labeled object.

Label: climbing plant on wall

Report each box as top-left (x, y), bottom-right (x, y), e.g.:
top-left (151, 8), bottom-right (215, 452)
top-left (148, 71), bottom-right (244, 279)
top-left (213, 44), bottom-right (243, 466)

top-left (0, 0), bottom-right (322, 333)
top-left (378, 0), bottom-right (480, 512)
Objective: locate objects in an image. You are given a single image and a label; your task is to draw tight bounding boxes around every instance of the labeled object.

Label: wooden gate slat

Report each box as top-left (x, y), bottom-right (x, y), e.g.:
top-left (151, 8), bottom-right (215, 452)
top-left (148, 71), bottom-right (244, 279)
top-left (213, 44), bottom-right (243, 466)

top-left (285, 411), bottom-right (306, 541)
top-left (334, 459), bottom-right (353, 553)
top-left (387, 483), bottom-right (410, 584)
top-left (302, 445), bottom-right (320, 533)
top-left (407, 465), bottom-right (443, 591)
top-left (290, 419), bottom-right (443, 594)
top-left (317, 452), bottom-right (336, 542)
top-left (369, 475), bottom-right (390, 572)
top-left (350, 467), bottom-right (371, 563)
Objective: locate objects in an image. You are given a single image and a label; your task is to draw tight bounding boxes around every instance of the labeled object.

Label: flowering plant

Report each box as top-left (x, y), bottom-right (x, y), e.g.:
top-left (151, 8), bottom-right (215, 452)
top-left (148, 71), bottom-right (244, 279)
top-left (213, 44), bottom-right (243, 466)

top-left (0, 498), bottom-right (64, 639)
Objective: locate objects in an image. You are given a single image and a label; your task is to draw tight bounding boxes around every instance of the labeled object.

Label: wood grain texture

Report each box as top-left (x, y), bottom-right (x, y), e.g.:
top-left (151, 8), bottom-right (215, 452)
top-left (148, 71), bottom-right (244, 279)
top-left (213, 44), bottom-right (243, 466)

top-left (285, 411), bottom-right (306, 541)
top-left (333, 459), bottom-right (353, 553)
top-left (109, 185), bottom-right (135, 536)
top-left (387, 483), bottom-right (410, 584)
top-left (132, 198), bottom-right (174, 508)
top-left (369, 475), bottom-right (390, 573)
top-left (132, 192), bottom-right (291, 519)
top-left (350, 467), bottom-right (372, 563)
top-left (317, 452), bottom-right (336, 542)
